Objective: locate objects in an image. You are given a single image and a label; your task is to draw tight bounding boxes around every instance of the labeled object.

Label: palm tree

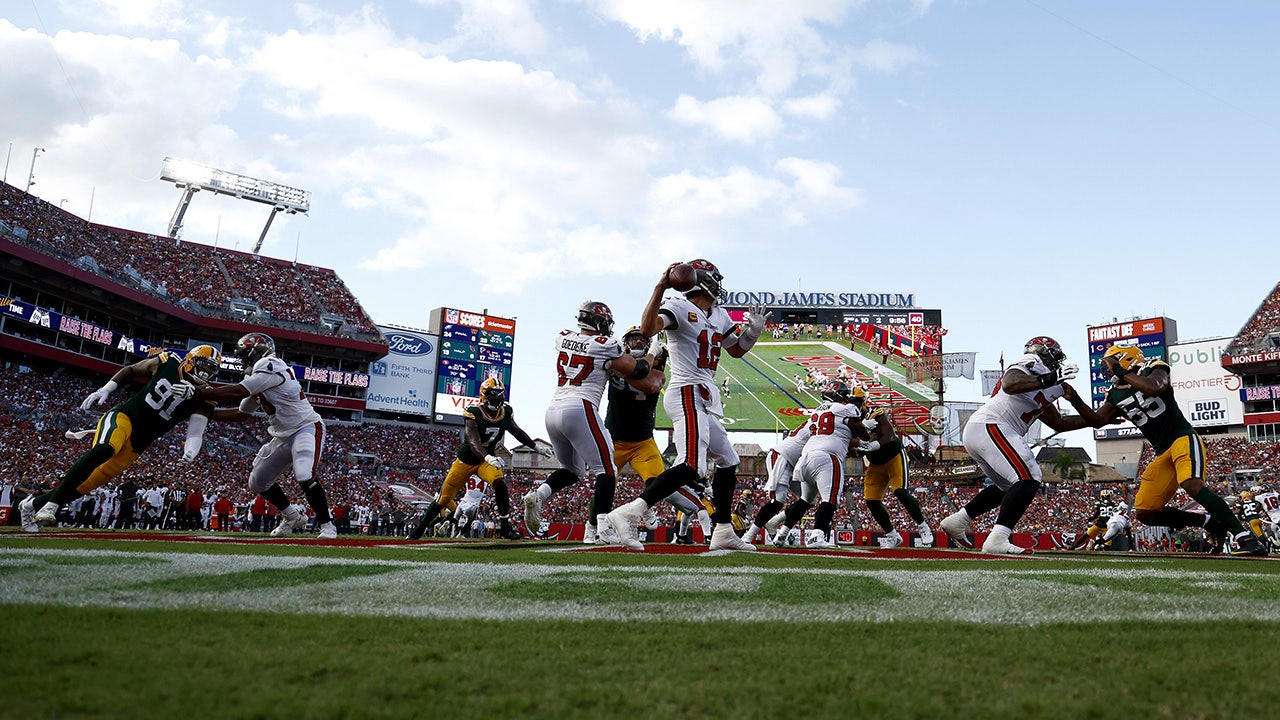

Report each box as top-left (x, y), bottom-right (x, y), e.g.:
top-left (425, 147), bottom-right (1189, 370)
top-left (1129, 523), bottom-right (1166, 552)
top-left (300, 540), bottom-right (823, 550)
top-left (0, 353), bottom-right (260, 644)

top-left (1051, 450), bottom-right (1076, 481)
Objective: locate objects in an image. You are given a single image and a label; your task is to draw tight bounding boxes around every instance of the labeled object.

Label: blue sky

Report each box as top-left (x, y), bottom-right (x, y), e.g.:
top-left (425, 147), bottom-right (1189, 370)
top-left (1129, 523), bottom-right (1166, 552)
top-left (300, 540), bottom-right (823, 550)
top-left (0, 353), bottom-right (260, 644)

top-left (3, 0), bottom-right (1278, 455)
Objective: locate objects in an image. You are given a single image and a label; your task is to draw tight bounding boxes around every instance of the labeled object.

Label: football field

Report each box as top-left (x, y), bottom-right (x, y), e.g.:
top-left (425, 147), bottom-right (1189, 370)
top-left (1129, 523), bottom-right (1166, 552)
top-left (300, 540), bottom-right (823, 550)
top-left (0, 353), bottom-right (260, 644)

top-left (4, 530), bottom-right (1278, 719)
top-left (656, 339), bottom-right (939, 434)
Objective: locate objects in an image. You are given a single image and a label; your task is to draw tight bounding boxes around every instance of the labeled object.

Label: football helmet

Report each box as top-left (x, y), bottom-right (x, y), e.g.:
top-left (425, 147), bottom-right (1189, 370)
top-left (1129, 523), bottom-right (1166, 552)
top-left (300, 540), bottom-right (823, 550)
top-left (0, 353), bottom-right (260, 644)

top-left (622, 326), bottom-right (649, 358)
top-left (479, 377), bottom-right (506, 410)
top-left (821, 381), bottom-right (863, 406)
top-left (685, 259), bottom-right (726, 304)
top-left (1099, 489), bottom-right (1112, 499)
top-left (1102, 344), bottom-right (1146, 375)
top-left (577, 301), bottom-right (615, 336)
top-left (181, 345), bottom-right (223, 386)
top-left (1024, 336), bottom-right (1066, 371)
top-left (1251, 485), bottom-right (1264, 494)
top-left (1241, 490), bottom-right (1254, 502)
top-left (233, 332), bottom-right (275, 370)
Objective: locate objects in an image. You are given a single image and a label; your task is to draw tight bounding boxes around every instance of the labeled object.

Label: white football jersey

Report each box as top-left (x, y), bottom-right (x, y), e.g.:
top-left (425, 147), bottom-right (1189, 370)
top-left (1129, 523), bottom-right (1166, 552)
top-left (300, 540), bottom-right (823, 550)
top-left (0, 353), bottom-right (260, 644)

top-left (969, 352), bottom-right (1065, 436)
top-left (457, 476), bottom-right (490, 512)
top-left (1256, 490), bottom-right (1280, 522)
top-left (240, 355), bottom-right (322, 438)
top-left (772, 422), bottom-right (813, 466)
top-left (551, 329), bottom-right (624, 405)
top-left (658, 295), bottom-right (742, 414)
top-left (800, 402), bottom-right (862, 457)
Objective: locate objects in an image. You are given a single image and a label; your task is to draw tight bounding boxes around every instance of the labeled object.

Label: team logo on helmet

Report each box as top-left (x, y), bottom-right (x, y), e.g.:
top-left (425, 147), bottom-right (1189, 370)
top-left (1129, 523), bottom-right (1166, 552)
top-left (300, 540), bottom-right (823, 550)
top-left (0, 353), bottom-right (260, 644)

top-left (479, 377), bottom-right (506, 410)
top-left (577, 301), bottom-right (615, 336)
top-left (1102, 344), bottom-right (1146, 376)
top-left (233, 332), bottom-right (275, 371)
top-left (1024, 336), bottom-right (1066, 371)
top-left (685, 259), bottom-right (726, 304)
top-left (181, 345), bottom-right (223, 386)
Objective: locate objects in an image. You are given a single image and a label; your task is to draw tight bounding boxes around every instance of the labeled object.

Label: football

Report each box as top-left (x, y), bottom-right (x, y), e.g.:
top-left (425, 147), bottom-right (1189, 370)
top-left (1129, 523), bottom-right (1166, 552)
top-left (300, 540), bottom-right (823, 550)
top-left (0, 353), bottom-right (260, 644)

top-left (667, 263), bottom-right (696, 292)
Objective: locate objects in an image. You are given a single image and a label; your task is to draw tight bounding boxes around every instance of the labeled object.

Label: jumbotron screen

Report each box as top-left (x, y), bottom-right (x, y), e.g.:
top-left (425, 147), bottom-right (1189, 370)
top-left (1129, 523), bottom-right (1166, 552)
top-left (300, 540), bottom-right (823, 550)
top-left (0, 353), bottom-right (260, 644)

top-left (653, 301), bottom-right (944, 434)
top-left (429, 307), bottom-right (516, 425)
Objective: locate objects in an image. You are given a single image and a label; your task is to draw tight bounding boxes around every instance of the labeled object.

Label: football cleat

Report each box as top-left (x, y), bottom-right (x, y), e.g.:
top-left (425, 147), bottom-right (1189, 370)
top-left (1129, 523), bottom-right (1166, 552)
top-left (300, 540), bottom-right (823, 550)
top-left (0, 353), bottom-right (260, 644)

top-left (709, 524), bottom-right (757, 552)
top-left (522, 491), bottom-right (543, 537)
top-left (606, 499), bottom-right (646, 551)
top-left (1229, 531), bottom-right (1269, 557)
top-left (270, 506), bottom-right (307, 537)
top-left (918, 525), bottom-right (935, 547)
top-left (771, 526), bottom-right (791, 548)
top-left (939, 511), bottom-right (975, 549)
top-left (807, 531), bottom-right (838, 550)
top-left (18, 495), bottom-right (39, 532)
top-left (877, 530), bottom-right (903, 549)
top-left (317, 522), bottom-right (338, 540)
top-left (642, 506), bottom-right (660, 530)
top-left (981, 533), bottom-right (1033, 556)
top-left (582, 523), bottom-right (599, 545)
top-left (34, 501), bottom-right (59, 528)
top-left (497, 523), bottom-right (523, 541)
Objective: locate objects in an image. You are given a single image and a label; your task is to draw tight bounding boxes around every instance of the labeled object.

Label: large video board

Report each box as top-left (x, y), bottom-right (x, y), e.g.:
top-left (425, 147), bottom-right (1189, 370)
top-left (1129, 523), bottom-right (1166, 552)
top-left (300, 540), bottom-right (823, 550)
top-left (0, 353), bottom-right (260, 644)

top-left (1086, 316), bottom-right (1178, 440)
top-left (654, 302), bottom-right (943, 433)
top-left (429, 307), bottom-right (516, 424)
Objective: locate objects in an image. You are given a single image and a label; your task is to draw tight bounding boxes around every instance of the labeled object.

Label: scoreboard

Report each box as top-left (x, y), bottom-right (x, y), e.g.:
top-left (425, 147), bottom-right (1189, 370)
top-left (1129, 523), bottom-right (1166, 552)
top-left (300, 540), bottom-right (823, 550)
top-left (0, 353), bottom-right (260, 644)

top-left (1086, 316), bottom-right (1177, 440)
top-left (429, 307), bottom-right (517, 425)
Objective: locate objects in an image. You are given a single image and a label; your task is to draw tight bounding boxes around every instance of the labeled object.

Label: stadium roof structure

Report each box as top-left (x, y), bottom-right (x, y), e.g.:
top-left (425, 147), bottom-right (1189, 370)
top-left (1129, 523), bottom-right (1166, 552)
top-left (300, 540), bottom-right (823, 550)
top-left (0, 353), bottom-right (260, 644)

top-left (160, 156), bottom-right (310, 254)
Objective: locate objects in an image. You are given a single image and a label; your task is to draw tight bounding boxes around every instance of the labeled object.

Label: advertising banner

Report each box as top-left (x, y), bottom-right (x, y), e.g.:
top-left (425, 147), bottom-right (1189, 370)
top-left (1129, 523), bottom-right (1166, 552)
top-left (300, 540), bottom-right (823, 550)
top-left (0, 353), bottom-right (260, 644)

top-left (366, 327), bottom-right (439, 417)
top-left (1165, 338), bottom-right (1243, 428)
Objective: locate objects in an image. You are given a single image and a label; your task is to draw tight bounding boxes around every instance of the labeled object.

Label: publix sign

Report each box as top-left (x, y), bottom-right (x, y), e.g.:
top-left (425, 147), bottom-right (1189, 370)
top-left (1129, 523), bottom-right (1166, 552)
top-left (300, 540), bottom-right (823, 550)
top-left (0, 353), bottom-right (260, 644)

top-left (1166, 337), bottom-right (1242, 428)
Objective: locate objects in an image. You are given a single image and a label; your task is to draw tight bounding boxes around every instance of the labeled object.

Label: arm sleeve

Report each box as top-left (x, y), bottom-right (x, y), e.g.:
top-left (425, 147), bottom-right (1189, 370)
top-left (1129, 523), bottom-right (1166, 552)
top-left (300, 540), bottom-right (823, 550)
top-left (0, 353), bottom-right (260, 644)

top-left (184, 414), bottom-right (209, 459)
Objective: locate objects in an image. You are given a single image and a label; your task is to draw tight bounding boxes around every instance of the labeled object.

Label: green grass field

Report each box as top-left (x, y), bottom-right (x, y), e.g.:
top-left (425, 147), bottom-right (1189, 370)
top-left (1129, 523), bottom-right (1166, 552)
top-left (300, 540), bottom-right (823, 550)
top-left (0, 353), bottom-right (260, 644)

top-left (4, 531), bottom-right (1279, 720)
top-left (657, 338), bottom-right (939, 433)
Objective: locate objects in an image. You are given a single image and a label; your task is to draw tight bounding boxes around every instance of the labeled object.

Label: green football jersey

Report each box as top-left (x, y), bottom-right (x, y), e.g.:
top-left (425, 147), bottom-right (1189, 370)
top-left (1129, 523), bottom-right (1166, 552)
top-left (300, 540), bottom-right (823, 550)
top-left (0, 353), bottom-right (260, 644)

top-left (112, 351), bottom-right (214, 451)
top-left (1103, 360), bottom-right (1194, 455)
top-left (457, 404), bottom-right (516, 464)
top-left (604, 374), bottom-right (659, 443)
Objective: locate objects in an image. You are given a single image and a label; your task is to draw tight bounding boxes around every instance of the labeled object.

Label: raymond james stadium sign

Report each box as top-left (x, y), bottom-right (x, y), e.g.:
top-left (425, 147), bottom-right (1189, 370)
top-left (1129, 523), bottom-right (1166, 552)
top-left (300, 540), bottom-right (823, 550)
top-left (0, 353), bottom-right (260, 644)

top-left (724, 291), bottom-right (916, 308)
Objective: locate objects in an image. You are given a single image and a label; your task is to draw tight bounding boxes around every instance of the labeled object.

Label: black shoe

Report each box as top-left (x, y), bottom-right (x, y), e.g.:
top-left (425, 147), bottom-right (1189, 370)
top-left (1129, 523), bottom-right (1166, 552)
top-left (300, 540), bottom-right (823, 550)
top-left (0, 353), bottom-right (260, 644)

top-left (498, 525), bottom-right (522, 541)
top-left (1229, 532), bottom-right (1269, 557)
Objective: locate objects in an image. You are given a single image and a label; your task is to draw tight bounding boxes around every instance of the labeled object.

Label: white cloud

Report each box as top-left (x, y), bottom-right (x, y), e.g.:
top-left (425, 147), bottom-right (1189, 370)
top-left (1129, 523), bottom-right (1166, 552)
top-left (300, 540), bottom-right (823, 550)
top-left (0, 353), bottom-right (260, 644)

top-left (854, 39), bottom-right (924, 74)
top-left (585, 0), bottom-right (861, 95)
top-left (667, 94), bottom-right (781, 144)
top-left (782, 93), bottom-right (839, 120)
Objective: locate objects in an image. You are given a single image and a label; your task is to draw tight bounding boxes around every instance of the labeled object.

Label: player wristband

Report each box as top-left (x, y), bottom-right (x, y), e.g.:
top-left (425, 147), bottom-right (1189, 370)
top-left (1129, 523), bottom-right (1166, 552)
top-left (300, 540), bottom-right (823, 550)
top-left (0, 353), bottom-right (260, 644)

top-left (1036, 373), bottom-right (1059, 389)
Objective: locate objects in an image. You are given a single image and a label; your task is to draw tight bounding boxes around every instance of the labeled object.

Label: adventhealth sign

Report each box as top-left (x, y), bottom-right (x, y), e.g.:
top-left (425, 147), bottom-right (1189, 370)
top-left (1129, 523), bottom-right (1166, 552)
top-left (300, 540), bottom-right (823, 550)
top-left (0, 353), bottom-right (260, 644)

top-left (724, 291), bottom-right (917, 308)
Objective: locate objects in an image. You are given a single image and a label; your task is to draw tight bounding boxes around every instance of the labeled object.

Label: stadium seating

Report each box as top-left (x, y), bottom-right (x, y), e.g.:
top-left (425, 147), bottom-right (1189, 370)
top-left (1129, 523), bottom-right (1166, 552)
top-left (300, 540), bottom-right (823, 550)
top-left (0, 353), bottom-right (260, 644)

top-left (0, 182), bottom-right (379, 337)
top-left (1225, 281), bottom-right (1280, 354)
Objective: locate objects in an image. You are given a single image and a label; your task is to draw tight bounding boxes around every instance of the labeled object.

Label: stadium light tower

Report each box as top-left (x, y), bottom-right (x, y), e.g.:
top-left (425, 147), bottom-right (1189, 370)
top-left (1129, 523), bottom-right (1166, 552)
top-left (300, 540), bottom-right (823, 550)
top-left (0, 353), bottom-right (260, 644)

top-left (25, 147), bottom-right (45, 193)
top-left (160, 156), bottom-right (311, 254)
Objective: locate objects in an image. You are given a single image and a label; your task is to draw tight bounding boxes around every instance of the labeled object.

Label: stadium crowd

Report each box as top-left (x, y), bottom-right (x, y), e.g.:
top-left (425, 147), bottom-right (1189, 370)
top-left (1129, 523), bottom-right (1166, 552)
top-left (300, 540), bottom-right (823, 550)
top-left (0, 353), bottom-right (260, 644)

top-left (1225, 280), bottom-right (1280, 353)
top-left (0, 182), bottom-right (378, 335)
top-left (5, 361), bottom-right (1276, 550)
